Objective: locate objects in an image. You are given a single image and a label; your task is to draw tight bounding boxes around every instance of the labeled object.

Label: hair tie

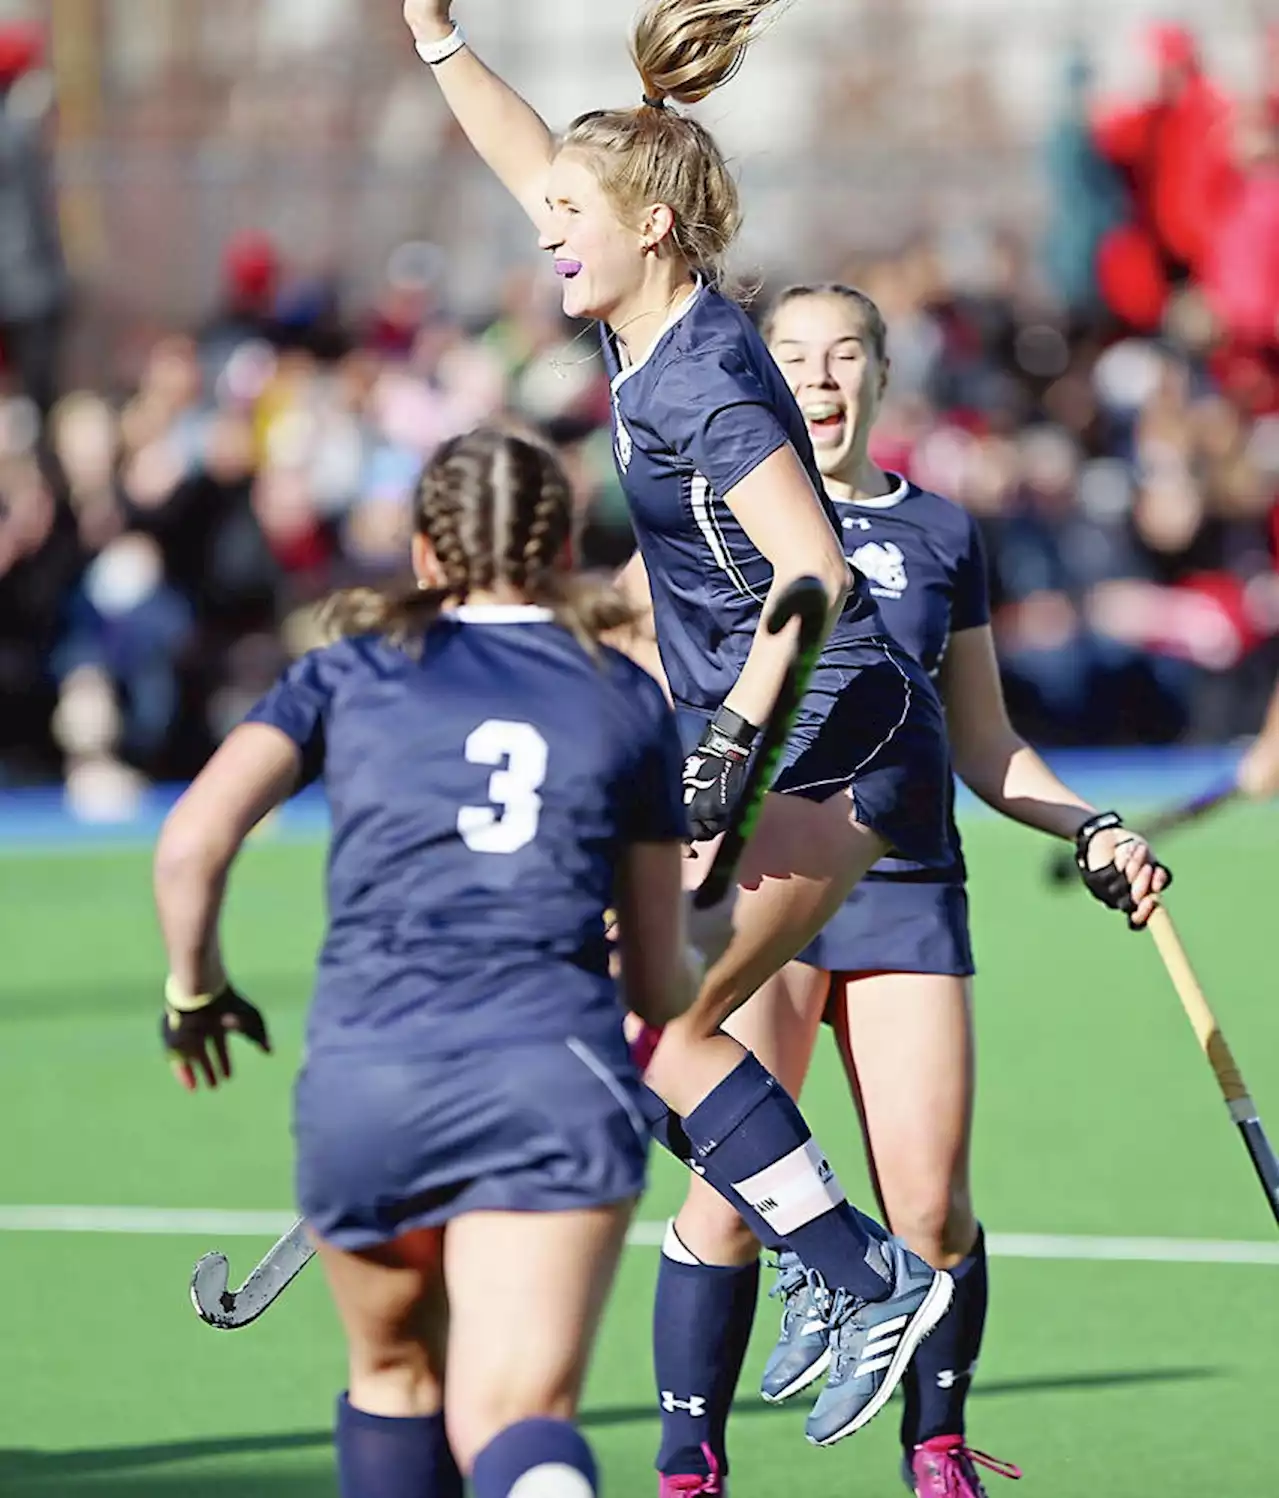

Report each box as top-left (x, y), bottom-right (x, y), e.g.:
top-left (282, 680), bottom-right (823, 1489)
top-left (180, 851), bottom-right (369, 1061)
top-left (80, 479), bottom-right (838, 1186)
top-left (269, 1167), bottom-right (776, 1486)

top-left (642, 92), bottom-right (667, 109)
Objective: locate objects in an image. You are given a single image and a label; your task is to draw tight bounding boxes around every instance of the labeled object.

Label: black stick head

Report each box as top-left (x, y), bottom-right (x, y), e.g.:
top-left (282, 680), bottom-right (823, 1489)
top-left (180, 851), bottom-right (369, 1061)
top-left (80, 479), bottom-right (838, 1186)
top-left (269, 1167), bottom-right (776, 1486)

top-left (766, 575), bottom-right (828, 637)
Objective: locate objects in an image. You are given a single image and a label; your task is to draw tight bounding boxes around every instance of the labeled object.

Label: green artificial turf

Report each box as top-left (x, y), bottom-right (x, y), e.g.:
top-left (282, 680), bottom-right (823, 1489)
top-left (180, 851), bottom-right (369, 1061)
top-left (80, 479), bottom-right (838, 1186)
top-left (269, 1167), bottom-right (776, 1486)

top-left (1, 803), bottom-right (1275, 1496)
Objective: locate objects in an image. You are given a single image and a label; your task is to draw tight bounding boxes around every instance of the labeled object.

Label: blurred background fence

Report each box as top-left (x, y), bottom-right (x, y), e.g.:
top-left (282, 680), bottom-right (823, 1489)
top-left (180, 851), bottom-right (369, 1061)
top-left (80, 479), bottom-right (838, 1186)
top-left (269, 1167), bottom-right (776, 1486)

top-left (0, 0), bottom-right (1275, 813)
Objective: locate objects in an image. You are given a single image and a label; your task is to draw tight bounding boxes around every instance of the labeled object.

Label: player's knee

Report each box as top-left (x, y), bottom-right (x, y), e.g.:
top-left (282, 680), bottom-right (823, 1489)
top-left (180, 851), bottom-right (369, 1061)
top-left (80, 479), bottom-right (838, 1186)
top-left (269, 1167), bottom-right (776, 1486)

top-left (888, 1183), bottom-right (977, 1268)
top-left (447, 1390), bottom-right (577, 1474)
top-left (659, 995), bottom-right (725, 1048)
top-left (347, 1342), bottom-right (442, 1417)
top-left (660, 966), bottom-right (752, 1047)
top-left (676, 1188), bottom-right (759, 1266)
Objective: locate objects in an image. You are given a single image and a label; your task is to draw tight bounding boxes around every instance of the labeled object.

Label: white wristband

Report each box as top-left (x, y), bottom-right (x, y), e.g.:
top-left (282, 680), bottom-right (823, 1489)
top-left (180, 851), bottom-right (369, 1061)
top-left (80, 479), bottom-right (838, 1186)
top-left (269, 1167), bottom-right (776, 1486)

top-left (415, 25), bottom-right (467, 66)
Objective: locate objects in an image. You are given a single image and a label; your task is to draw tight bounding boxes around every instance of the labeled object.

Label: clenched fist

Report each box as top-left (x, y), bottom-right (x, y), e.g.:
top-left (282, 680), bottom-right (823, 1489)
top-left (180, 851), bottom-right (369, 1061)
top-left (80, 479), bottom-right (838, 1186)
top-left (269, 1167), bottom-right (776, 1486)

top-left (403, 0), bottom-right (455, 44)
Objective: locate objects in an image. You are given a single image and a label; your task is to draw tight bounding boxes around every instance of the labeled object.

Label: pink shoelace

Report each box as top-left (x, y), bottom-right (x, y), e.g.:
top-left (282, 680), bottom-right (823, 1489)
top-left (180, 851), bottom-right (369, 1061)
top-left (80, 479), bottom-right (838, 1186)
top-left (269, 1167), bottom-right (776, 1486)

top-left (659, 1443), bottom-right (724, 1496)
top-left (912, 1435), bottom-right (1022, 1497)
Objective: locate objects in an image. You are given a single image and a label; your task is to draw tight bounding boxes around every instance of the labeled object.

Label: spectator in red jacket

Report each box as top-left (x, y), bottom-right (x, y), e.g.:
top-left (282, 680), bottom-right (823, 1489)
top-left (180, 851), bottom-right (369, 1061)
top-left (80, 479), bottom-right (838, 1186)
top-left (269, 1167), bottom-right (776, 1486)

top-left (1203, 103), bottom-right (1278, 347)
top-left (1092, 23), bottom-right (1235, 329)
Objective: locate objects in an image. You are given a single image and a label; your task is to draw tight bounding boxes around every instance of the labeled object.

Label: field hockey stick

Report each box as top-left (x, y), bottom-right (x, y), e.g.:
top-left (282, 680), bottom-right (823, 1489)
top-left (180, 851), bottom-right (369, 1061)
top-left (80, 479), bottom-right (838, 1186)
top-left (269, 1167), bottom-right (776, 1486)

top-left (693, 575), bottom-right (830, 910)
top-left (1146, 905), bottom-right (1279, 1222)
top-left (1046, 777), bottom-right (1239, 887)
top-left (190, 1217), bottom-right (314, 1329)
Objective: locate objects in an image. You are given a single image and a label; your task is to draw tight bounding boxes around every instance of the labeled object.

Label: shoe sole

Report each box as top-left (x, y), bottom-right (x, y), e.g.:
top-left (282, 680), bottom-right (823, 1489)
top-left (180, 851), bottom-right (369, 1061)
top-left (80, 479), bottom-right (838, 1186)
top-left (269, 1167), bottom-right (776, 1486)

top-left (759, 1344), bottom-right (832, 1405)
top-left (806, 1270), bottom-right (955, 1447)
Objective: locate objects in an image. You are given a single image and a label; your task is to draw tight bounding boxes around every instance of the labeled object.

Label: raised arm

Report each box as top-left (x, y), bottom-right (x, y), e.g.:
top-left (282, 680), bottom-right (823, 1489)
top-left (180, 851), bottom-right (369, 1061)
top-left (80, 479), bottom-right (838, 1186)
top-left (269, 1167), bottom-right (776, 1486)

top-left (404, 1), bottom-right (556, 225)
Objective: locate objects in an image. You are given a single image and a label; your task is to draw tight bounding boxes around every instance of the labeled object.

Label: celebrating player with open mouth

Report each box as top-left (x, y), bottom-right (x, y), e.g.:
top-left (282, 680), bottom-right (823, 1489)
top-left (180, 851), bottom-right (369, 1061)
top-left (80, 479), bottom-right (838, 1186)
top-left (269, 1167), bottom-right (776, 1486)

top-left (644, 283), bottom-right (1173, 1497)
top-left (402, 0), bottom-right (981, 1460)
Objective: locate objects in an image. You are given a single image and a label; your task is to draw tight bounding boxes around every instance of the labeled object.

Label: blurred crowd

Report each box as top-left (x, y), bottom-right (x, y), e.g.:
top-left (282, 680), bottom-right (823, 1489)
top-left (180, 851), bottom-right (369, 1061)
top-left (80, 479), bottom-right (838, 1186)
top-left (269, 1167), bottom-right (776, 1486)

top-left (0, 18), bottom-right (1275, 812)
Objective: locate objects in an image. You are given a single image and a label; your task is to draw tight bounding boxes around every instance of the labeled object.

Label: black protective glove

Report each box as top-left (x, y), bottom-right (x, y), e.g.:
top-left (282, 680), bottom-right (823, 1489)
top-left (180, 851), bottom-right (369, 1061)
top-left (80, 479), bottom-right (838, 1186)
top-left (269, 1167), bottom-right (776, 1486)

top-left (1074, 810), bottom-right (1173, 929)
top-left (161, 978), bottom-right (271, 1091)
top-left (682, 705), bottom-right (759, 842)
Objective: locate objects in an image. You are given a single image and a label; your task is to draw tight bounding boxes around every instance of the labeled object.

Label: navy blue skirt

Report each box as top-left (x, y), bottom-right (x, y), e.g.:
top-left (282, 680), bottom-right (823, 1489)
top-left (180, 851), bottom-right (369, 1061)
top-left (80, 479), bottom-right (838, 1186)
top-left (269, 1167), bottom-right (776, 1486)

top-left (678, 635), bottom-right (951, 869)
top-left (798, 878), bottom-right (975, 977)
top-left (294, 1028), bottom-right (648, 1250)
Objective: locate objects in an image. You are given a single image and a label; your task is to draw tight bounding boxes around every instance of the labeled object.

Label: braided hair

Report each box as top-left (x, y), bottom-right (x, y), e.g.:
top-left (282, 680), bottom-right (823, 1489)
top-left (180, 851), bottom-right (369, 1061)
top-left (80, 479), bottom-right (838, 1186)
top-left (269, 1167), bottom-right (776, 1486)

top-left (324, 427), bottom-right (634, 654)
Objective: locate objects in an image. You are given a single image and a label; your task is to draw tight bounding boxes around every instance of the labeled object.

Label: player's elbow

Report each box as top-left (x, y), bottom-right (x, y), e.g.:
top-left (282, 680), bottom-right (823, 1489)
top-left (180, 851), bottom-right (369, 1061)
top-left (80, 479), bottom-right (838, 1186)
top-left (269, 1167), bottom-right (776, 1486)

top-left (773, 549), bottom-right (850, 623)
top-left (626, 960), bottom-right (695, 1030)
top-left (153, 802), bottom-right (232, 891)
top-left (947, 710), bottom-right (1023, 801)
top-left (814, 552), bottom-right (853, 614)
top-left (950, 740), bottom-right (1009, 802)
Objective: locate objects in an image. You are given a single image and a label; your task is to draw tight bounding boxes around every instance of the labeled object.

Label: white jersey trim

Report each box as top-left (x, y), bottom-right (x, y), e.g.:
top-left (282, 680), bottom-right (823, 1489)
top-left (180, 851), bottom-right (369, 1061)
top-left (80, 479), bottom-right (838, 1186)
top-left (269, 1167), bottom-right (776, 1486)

top-left (850, 474), bottom-right (911, 510)
top-left (609, 279), bottom-right (705, 396)
top-left (689, 472), bottom-right (766, 602)
top-left (443, 606), bottom-right (555, 624)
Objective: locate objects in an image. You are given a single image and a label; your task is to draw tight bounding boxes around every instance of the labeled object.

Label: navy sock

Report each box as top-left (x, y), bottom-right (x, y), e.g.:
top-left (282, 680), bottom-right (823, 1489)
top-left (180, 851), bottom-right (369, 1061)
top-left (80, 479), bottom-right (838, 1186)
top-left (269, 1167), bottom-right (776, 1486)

top-left (653, 1223), bottom-right (760, 1477)
top-left (679, 1054), bottom-right (891, 1302)
top-left (901, 1226), bottom-right (988, 1448)
top-left (335, 1394), bottom-right (462, 1498)
top-left (471, 1416), bottom-right (597, 1497)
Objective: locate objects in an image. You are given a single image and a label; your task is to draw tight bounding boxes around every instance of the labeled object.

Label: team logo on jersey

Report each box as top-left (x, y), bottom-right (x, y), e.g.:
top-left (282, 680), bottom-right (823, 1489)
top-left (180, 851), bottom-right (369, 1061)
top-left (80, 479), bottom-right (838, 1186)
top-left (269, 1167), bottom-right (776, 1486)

top-left (612, 394), bottom-right (633, 471)
top-left (850, 539), bottom-right (908, 599)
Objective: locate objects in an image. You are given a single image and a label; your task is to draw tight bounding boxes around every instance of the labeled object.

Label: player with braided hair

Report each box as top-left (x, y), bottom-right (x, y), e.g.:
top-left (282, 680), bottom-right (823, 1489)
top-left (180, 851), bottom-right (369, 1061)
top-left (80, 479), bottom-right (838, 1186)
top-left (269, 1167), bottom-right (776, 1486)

top-left (154, 427), bottom-right (732, 1498)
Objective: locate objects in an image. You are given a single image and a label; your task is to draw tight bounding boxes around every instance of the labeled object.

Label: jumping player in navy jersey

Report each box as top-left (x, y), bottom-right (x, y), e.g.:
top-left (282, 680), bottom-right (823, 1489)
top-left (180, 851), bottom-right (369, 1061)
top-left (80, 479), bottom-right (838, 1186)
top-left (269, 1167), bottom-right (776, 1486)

top-left (647, 285), bottom-right (1172, 1497)
top-left (404, 0), bottom-right (966, 1456)
top-left (153, 429), bottom-right (738, 1498)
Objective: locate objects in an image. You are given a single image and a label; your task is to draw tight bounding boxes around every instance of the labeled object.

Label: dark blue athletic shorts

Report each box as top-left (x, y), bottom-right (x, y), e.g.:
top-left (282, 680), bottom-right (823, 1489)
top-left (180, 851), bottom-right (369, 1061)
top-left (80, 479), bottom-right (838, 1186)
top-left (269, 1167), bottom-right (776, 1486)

top-left (294, 1027), bottom-right (648, 1250)
top-left (798, 877), bottom-right (974, 977)
top-left (677, 635), bottom-right (951, 869)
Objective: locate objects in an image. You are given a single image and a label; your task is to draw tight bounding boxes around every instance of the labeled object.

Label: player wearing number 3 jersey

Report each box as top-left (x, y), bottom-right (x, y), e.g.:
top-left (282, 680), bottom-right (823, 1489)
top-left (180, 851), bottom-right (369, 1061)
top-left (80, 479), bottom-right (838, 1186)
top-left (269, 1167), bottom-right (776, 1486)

top-left (153, 429), bottom-right (724, 1498)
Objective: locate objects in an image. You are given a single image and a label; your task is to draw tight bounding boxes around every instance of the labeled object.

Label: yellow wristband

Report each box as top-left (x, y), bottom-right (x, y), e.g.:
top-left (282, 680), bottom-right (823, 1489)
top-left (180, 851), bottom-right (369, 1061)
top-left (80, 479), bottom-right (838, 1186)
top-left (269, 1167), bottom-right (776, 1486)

top-left (164, 976), bottom-right (223, 1013)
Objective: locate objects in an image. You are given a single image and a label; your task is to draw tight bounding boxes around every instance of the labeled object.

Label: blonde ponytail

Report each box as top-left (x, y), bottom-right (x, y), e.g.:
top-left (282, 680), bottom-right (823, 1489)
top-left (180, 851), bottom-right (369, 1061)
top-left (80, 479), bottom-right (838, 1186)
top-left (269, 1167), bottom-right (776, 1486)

top-left (632, 0), bottom-right (791, 106)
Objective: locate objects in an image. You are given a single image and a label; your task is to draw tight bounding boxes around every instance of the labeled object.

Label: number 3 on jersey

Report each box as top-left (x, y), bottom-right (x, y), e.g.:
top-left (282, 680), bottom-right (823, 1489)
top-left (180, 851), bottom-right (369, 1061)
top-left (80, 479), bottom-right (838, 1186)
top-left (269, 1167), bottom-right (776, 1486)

top-left (457, 719), bottom-right (548, 853)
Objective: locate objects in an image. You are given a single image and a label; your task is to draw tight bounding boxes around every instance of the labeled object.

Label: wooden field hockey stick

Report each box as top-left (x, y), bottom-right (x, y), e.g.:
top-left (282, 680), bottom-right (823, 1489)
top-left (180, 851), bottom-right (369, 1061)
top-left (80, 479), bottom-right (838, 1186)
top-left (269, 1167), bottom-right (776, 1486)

top-left (1047, 778), bottom-right (1239, 886)
top-left (693, 575), bottom-right (830, 910)
top-left (1146, 905), bottom-right (1279, 1222)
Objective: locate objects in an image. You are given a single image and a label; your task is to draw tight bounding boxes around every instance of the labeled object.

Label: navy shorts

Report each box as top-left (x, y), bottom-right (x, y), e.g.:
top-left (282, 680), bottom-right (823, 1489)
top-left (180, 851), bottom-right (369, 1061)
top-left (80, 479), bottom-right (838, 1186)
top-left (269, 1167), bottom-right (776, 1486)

top-left (294, 1028), bottom-right (648, 1251)
top-left (798, 878), bottom-right (974, 977)
top-left (678, 636), bottom-right (951, 868)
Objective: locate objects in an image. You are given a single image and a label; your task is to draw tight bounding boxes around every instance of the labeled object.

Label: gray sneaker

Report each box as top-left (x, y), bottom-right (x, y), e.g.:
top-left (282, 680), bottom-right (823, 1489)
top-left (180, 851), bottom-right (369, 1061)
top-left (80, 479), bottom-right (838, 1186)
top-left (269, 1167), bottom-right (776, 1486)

top-left (804, 1237), bottom-right (954, 1447)
top-left (759, 1251), bottom-right (831, 1403)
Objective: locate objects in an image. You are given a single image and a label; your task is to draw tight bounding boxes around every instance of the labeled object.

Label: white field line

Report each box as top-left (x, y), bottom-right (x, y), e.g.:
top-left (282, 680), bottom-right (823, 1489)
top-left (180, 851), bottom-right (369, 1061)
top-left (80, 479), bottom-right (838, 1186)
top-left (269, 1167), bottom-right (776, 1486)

top-left (0, 1206), bottom-right (1274, 1265)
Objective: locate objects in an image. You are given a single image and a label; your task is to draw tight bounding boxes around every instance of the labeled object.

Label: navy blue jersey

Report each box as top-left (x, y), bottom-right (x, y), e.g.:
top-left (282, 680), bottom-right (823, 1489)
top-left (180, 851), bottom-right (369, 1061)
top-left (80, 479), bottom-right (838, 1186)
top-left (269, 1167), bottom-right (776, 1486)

top-left (832, 477), bottom-right (989, 675)
top-left (830, 478), bottom-right (990, 882)
top-left (245, 606), bottom-right (686, 1055)
top-left (601, 283), bottom-right (884, 714)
